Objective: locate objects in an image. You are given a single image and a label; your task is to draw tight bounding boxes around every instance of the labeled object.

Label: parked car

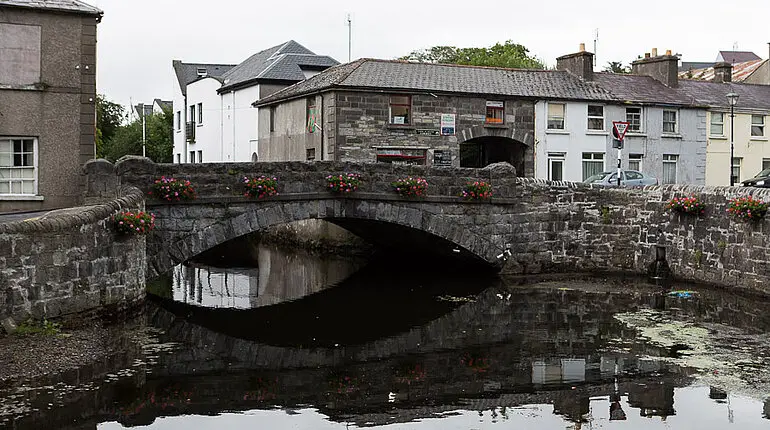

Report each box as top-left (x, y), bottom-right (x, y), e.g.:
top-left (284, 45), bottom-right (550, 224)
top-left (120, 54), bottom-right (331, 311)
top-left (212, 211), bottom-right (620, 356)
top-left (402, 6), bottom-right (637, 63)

top-left (741, 168), bottom-right (770, 188)
top-left (583, 170), bottom-right (658, 187)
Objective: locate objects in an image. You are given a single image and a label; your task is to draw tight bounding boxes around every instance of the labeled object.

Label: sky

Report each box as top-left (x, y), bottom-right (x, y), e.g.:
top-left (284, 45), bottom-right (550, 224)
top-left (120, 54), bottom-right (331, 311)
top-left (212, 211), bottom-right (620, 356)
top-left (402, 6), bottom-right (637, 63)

top-left (89, 0), bottom-right (770, 112)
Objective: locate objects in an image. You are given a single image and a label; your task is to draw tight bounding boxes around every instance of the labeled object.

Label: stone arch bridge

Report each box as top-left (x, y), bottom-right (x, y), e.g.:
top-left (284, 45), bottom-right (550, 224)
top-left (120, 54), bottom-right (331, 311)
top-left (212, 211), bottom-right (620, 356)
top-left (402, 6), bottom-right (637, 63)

top-left (84, 157), bottom-right (770, 292)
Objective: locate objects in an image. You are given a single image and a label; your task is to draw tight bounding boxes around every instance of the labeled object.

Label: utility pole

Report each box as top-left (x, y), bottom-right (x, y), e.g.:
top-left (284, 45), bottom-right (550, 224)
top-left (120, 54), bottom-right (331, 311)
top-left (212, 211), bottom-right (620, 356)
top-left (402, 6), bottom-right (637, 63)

top-left (346, 14), bottom-right (352, 62)
top-left (141, 104), bottom-right (146, 158)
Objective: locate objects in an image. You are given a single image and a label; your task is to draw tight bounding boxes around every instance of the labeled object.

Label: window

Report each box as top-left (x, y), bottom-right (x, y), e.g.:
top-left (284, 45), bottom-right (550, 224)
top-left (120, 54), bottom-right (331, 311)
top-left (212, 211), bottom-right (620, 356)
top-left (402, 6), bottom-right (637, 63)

top-left (269, 106), bottom-right (276, 132)
top-left (710, 112), bottom-right (724, 136)
top-left (197, 150), bottom-right (203, 163)
top-left (663, 110), bottom-right (678, 134)
top-left (0, 23), bottom-right (41, 85)
top-left (662, 154), bottom-right (678, 184)
top-left (175, 154), bottom-right (181, 164)
top-left (626, 107), bottom-right (642, 132)
top-left (189, 151), bottom-right (195, 164)
top-left (176, 111), bottom-right (181, 131)
top-left (628, 153), bottom-right (643, 172)
top-left (582, 152), bottom-right (604, 180)
top-left (547, 103), bottom-right (565, 130)
top-left (548, 152), bottom-right (565, 181)
top-left (732, 157), bottom-right (742, 184)
top-left (486, 101), bottom-right (504, 124)
top-left (306, 148), bottom-right (316, 161)
top-left (389, 95), bottom-right (411, 125)
top-left (197, 103), bottom-right (203, 124)
top-left (189, 105), bottom-right (196, 126)
top-left (306, 97), bottom-right (317, 133)
top-left (587, 105), bottom-right (604, 130)
top-left (751, 115), bottom-right (765, 137)
top-left (764, 158), bottom-right (770, 170)
top-left (0, 138), bottom-right (36, 195)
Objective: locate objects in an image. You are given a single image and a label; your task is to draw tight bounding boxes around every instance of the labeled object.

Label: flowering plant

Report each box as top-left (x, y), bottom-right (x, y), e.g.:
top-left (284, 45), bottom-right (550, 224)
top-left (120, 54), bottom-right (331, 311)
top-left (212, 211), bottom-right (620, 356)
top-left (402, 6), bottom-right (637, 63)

top-left (243, 176), bottom-right (279, 199)
top-left (461, 354), bottom-right (490, 373)
top-left (667, 195), bottom-right (705, 215)
top-left (391, 176), bottom-right (428, 197)
top-left (461, 181), bottom-right (492, 200)
top-left (149, 176), bottom-right (196, 202)
top-left (112, 210), bottom-right (155, 235)
top-left (326, 173), bottom-right (361, 193)
top-left (727, 196), bottom-right (768, 221)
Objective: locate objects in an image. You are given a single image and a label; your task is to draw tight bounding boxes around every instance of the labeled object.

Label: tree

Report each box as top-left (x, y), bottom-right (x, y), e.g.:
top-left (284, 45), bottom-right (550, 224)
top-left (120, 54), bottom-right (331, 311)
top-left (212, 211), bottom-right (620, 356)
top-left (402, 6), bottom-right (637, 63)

top-left (603, 61), bottom-right (630, 74)
top-left (103, 107), bottom-right (173, 163)
top-left (399, 40), bottom-right (545, 70)
top-left (95, 95), bottom-right (126, 158)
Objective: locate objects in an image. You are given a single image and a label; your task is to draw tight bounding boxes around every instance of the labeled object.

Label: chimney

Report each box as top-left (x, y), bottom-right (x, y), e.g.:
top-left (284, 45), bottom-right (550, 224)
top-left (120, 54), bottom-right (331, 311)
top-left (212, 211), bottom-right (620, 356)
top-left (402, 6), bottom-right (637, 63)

top-left (631, 49), bottom-right (680, 87)
top-left (556, 43), bottom-right (595, 81)
top-left (713, 62), bottom-right (733, 83)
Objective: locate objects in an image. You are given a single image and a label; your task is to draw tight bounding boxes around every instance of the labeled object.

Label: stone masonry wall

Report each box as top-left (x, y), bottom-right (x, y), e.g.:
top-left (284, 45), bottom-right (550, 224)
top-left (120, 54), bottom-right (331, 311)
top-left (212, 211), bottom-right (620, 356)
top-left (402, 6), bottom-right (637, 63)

top-left (0, 187), bottom-right (146, 324)
top-left (94, 157), bottom-right (770, 295)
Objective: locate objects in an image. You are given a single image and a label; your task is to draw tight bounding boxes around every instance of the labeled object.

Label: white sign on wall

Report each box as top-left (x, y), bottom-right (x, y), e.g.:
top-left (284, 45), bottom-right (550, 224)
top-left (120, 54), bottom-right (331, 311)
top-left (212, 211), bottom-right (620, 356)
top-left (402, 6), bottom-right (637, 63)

top-left (440, 114), bottom-right (456, 136)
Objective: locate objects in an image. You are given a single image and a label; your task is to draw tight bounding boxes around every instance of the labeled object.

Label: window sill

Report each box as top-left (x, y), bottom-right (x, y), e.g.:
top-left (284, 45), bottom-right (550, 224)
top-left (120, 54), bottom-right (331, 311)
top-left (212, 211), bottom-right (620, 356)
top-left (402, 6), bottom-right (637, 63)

top-left (387, 124), bottom-right (415, 130)
top-left (0, 195), bottom-right (44, 201)
top-left (626, 133), bottom-right (647, 137)
top-left (709, 135), bottom-right (727, 140)
top-left (661, 133), bottom-right (682, 139)
top-left (585, 130), bottom-right (608, 135)
top-left (197, 123), bottom-right (204, 127)
top-left (750, 137), bottom-right (769, 141)
top-left (545, 130), bottom-right (569, 135)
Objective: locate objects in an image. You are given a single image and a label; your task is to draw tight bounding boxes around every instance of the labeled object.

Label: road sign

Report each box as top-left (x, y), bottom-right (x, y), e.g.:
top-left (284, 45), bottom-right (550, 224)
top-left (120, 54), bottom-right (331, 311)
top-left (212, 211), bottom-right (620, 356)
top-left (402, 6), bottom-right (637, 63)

top-left (612, 121), bottom-right (630, 141)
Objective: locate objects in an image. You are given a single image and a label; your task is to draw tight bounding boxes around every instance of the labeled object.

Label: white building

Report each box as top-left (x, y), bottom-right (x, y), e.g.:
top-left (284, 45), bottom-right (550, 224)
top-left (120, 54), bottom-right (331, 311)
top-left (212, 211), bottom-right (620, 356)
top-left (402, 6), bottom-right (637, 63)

top-left (172, 40), bottom-right (337, 163)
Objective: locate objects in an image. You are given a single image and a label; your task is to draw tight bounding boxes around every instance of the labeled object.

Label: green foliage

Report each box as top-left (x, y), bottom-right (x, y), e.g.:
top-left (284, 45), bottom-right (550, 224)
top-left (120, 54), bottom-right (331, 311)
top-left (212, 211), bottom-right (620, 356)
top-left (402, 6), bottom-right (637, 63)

top-left (603, 61), bottom-right (631, 74)
top-left (726, 196), bottom-right (768, 221)
top-left (103, 107), bottom-right (173, 163)
top-left (243, 176), bottom-right (279, 199)
top-left (399, 40), bottom-right (545, 70)
top-left (112, 210), bottom-right (155, 235)
top-left (461, 181), bottom-right (492, 200)
top-left (717, 240), bottom-right (727, 254)
top-left (601, 206), bottom-right (611, 224)
top-left (96, 94), bottom-right (126, 158)
top-left (392, 177), bottom-right (428, 197)
top-left (667, 195), bottom-right (706, 216)
top-left (694, 249), bottom-right (703, 268)
top-left (15, 319), bottom-right (61, 337)
top-left (326, 173), bottom-right (361, 193)
top-left (150, 176), bottom-right (197, 202)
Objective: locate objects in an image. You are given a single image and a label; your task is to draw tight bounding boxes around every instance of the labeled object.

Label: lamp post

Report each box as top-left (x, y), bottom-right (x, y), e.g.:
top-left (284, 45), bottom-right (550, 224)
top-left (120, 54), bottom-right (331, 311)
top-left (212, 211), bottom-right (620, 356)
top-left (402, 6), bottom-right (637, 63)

top-left (726, 92), bottom-right (739, 186)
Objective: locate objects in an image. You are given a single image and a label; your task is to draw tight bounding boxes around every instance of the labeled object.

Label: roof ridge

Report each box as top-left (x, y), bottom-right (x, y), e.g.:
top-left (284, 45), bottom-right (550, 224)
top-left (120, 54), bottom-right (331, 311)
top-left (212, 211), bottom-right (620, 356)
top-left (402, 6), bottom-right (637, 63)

top-left (355, 58), bottom-right (553, 73)
top-left (255, 54), bottom-right (286, 79)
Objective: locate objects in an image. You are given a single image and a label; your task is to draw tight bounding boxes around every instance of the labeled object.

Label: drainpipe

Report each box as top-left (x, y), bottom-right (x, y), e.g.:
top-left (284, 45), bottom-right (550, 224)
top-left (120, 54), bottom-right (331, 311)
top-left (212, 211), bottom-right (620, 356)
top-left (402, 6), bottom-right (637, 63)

top-left (319, 93), bottom-right (324, 161)
top-left (232, 90), bottom-right (236, 161)
top-left (220, 93), bottom-right (224, 162)
top-left (183, 94), bottom-right (188, 162)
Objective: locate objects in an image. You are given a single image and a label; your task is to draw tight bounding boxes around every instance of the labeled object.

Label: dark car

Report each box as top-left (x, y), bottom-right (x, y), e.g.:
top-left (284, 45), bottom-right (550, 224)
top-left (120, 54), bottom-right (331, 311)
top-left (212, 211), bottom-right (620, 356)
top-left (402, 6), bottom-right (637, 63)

top-left (741, 168), bottom-right (770, 188)
top-left (583, 170), bottom-right (658, 187)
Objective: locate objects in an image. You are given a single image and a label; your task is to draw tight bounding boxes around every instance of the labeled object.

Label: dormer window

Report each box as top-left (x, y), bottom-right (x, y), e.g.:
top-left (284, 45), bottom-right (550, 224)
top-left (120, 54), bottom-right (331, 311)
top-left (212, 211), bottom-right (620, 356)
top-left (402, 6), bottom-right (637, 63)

top-left (196, 68), bottom-right (207, 77)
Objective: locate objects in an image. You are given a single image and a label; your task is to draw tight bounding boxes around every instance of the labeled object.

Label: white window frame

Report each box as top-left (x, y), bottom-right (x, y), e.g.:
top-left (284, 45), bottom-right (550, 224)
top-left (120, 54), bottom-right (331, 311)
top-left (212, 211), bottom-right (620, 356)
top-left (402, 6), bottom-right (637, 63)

top-left (547, 152), bottom-right (565, 181)
top-left (626, 106), bottom-right (643, 133)
top-left (176, 111), bottom-right (181, 131)
top-left (389, 95), bottom-right (412, 125)
top-left (662, 154), bottom-right (678, 184)
top-left (587, 105), bottom-right (604, 131)
top-left (751, 114), bottom-right (765, 137)
top-left (581, 152), bottom-right (605, 181)
top-left (628, 153), bottom-right (643, 172)
top-left (710, 112), bottom-right (724, 137)
top-left (732, 157), bottom-right (742, 184)
top-left (197, 102), bottom-right (203, 125)
top-left (547, 103), bottom-right (566, 130)
top-left (0, 137), bottom-right (39, 197)
top-left (663, 109), bottom-right (678, 134)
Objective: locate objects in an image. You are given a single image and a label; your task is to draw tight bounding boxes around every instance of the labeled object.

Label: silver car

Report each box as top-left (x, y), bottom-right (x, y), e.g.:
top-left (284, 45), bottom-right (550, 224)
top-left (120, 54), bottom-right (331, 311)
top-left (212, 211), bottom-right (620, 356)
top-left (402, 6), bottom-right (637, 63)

top-left (583, 170), bottom-right (658, 187)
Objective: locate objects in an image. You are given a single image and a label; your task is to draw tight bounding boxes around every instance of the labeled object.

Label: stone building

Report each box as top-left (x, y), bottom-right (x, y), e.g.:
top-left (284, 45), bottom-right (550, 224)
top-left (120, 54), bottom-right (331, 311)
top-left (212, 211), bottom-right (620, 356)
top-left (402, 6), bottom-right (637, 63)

top-left (0, 0), bottom-right (102, 213)
top-left (253, 59), bottom-right (610, 176)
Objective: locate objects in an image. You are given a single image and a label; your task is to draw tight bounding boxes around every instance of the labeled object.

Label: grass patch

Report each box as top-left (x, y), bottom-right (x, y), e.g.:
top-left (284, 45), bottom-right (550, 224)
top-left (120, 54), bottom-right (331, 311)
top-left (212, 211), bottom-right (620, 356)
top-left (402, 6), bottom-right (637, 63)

top-left (14, 319), bottom-right (62, 337)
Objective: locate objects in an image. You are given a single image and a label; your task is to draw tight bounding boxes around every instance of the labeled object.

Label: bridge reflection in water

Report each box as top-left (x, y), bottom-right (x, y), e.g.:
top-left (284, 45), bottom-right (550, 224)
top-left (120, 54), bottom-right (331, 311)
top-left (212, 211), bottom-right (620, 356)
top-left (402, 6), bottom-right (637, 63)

top-left (4, 245), bottom-right (770, 429)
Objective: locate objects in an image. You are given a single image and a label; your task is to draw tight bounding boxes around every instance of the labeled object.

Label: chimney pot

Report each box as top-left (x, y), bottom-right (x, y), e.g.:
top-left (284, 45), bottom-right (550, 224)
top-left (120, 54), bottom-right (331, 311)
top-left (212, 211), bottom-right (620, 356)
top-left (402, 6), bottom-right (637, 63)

top-left (579, 43), bottom-right (585, 52)
top-left (652, 48), bottom-right (658, 57)
top-left (665, 49), bottom-right (672, 56)
top-left (645, 53), bottom-right (651, 58)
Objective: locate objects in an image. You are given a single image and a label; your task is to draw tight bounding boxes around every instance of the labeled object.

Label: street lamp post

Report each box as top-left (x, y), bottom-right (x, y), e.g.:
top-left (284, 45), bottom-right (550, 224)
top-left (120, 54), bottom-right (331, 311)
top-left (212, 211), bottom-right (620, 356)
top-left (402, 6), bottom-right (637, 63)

top-left (726, 92), bottom-right (739, 186)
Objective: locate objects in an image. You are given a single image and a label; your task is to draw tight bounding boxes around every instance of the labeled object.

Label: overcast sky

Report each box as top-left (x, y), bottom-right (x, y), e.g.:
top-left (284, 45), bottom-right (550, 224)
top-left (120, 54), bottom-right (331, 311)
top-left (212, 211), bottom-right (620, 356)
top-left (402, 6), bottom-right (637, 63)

top-left (90, 0), bottom-right (770, 113)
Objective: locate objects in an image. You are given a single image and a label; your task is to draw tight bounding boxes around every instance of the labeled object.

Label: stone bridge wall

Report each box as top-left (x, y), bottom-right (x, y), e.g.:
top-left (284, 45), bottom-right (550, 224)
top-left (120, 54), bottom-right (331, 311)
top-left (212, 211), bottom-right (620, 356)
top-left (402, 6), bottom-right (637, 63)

top-left (0, 187), bottom-right (147, 323)
top-left (90, 157), bottom-right (770, 294)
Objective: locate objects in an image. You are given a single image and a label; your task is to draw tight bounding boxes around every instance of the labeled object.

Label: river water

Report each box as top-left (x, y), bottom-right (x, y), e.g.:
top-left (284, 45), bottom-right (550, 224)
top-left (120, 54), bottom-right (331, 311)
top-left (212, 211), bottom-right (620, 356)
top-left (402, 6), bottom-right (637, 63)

top-left (2, 244), bottom-right (770, 429)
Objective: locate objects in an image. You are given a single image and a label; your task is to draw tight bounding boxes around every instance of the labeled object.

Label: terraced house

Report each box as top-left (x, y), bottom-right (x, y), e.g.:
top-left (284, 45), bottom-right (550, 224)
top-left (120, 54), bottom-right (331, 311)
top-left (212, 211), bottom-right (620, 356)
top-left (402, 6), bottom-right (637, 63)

top-left (0, 0), bottom-right (102, 213)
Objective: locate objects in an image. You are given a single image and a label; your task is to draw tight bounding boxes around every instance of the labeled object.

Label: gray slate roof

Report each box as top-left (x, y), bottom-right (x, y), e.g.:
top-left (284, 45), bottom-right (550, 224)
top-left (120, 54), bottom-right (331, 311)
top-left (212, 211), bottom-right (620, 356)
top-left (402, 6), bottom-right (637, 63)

top-left (717, 51), bottom-right (761, 64)
top-left (256, 59), bottom-right (615, 106)
top-left (0, 0), bottom-right (101, 15)
top-left (218, 40), bottom-right (338, 93)
top-left (255, 58), bottom-right (770, 112)
top-left (173, 61), bottom-right (236, 96)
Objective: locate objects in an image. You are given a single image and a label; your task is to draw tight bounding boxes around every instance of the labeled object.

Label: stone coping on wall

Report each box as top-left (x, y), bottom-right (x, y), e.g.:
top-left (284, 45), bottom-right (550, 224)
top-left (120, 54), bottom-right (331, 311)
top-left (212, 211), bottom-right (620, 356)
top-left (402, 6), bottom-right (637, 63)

top-left (0, 187), bottom-right (144, 234)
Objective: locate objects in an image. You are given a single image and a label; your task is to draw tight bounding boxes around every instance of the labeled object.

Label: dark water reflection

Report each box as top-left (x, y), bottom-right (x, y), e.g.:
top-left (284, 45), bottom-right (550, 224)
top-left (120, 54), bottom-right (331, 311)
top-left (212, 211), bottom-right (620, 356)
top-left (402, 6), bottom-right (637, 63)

top-left (2, 246), bottom-right (770, 428)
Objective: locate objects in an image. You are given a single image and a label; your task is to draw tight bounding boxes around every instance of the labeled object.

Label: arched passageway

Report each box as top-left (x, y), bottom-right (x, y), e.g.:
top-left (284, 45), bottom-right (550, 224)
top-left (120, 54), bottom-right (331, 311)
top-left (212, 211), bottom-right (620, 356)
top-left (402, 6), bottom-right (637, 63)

top-left (460, 136), bottom-right (527, 176)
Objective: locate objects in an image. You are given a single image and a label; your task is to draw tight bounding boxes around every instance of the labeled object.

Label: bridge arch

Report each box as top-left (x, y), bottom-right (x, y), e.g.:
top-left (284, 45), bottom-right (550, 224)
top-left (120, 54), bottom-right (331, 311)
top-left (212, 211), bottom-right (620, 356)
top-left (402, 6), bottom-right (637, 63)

top-left (148, 197), bottom-right (503, 280)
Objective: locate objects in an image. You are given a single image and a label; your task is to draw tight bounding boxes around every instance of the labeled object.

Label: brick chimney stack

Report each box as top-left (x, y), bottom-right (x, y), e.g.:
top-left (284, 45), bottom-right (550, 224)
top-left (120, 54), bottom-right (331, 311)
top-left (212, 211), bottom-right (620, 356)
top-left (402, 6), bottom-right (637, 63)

top-left (713, 62), bottom-right (733, 83)
top-left (556, 43), bottom-right (595, 81)
top-left (631, 48), bottom-right (680, 87)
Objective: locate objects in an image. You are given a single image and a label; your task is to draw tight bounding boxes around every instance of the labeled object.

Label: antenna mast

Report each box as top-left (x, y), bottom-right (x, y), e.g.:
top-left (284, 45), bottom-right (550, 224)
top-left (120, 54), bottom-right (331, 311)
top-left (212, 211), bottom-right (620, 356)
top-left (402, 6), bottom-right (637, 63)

top-left (593, 28), bottom-right (599, 67)
top-left (346, 14), bottom-right (352, 62)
